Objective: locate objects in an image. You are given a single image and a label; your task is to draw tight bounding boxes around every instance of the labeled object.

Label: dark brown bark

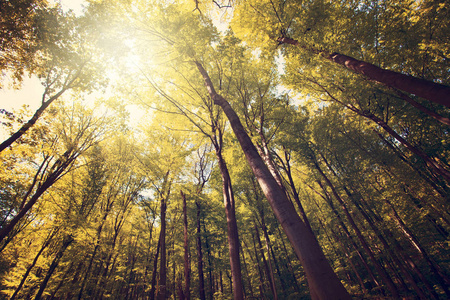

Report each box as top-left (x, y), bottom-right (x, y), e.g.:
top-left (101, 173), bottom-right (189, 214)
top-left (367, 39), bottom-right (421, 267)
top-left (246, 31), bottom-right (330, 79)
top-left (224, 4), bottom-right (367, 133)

top-left (181, 191), bottom-right (191, 300)
top-left (195, 61), bottom-right (350, 300)
top-left (34, 234), bottom-right (74, 300)
top-left (311, 181), bottom-right (382, 293)
top-left (250, 232), bottom-right (268, 299)
top-left (195, 201), bottom-right (206, 300)
top-left (277, 36), bottom-right (450, 108)
top-left (240, 241), bottom-right (254, 299)
top-left (280, 148), bottom-right (313, 232)
top-left (202, 221), bottom-right (214, 300)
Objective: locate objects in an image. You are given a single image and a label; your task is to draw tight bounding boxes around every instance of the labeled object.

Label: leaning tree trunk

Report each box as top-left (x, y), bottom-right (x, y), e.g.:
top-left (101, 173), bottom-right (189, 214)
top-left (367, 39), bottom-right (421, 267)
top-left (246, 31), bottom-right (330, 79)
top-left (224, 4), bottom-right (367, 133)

top-left (277, 36), bottom-right (450, 108)
top-left (10, 229), bottom-right (57, 300)
top-left (194, 61), bottom-right (351, 300)
top-left (34, 234), bottom-right (74, 300)
top-left (0, 65), bottom-right (84, 153)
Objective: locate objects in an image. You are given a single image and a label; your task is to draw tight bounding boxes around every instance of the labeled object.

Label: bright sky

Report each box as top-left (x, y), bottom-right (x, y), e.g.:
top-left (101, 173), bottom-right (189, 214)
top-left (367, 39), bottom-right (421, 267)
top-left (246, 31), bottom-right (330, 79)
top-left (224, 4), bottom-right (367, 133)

top-left (0, 0), bottom-right (231, 139)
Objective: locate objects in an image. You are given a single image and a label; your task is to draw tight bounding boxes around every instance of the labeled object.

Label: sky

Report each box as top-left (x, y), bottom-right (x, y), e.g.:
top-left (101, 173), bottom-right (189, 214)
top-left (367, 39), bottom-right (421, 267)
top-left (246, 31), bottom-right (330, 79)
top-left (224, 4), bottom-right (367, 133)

top-left (0, 0), bottom-right (233, 139)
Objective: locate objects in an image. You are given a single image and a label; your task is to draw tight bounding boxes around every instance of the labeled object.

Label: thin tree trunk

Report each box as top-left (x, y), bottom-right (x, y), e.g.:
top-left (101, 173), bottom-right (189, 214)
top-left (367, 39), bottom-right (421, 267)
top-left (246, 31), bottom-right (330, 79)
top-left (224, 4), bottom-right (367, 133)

top-left (150, 231), bottom-right (162, 300)
top-left (49, 260), bottom-right (75, 299)
top-left (254, 223), bottom-right (278, 300)
top-left (157, 196), bottom-right (167, 300)
top-left (196, 201), bottom-right (206, 300)
top-left (312, 159), bottom-right (400, 298)
top-left (386, 199), bottom-right (450, 297)
top-left (240, 241), bottom-right (254, 299)
top-left (34, 234), bottom-right (74, 300)
top-left (250, 232), bottom-right (267, 299)
top-left (395, 90), bottom-right (450, 126)
top-left (10, 229), bottom-right (57, 300)
top-left (277, 36), bottom-right (450, 108)
top-left (281, 148), bottom-right (313, 232)
top-left (77, 210), bottom-right (109, 299)
top-left (0, 71), bottom-right (81, 153)
top-left (214, 149), bottom-right (245, 300)
top-left (202, 220), bottom-right (214, 300)
top-left (181, 191), bottom-right (191, 300)
top-left (195, 61), bottom-right (351, 300)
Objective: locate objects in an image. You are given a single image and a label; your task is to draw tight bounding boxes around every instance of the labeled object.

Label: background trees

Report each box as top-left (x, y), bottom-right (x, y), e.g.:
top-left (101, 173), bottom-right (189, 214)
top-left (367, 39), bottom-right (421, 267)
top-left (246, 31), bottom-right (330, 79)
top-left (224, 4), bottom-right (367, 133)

top-left (1, 0), bottom-right (449, 299)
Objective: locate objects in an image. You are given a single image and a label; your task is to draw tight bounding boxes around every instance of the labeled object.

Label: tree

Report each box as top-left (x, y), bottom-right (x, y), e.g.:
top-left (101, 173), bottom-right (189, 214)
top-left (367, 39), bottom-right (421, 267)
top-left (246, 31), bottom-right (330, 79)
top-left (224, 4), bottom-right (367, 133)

top-left (0, 5), bottom-right (107, 152)
top-left (194, 60), bottom-right (351, 299)
top-left (0, 101), bottom-right (111, 246)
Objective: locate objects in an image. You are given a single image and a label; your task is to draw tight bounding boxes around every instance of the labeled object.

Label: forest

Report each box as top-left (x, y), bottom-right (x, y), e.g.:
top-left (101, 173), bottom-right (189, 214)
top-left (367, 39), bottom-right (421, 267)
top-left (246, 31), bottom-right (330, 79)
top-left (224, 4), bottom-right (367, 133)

top-left (0, 0), bottom-right (449, 299)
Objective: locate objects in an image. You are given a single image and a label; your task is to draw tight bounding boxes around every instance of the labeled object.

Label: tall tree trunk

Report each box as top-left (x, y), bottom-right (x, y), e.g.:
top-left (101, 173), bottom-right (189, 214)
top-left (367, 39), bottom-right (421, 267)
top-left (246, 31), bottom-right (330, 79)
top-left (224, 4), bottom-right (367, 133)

top-left (280, 148), bottom-right (313, 232)
top-left (240, 241), bottom-right (254, 299)
top-left (157, 196), bottom-right (167, 300)
top-left (277, 36), bottom-right (450, 108)
top-left (195, 201), bottom-right (206, 300)
top-left (181, 191), bottom-right (191, 300)
top-left (150, 231), bottom-right (162, 300)
top-left (34, 234), bottom-right (74, 300)
top-left (202, 219), bottom-right (214, 300)
top-left (195, 61), bottom-right (351, 300)
top-left (214, 149), bottom-right (245, 300)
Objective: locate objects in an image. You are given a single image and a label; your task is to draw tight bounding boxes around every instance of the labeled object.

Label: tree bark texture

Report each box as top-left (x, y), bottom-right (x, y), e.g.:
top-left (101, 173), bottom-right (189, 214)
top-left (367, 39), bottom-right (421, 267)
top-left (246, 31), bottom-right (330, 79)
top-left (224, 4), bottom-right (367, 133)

top-left (277, 36), bottom-right (450, 108)
top-left (195, 61), bottom-right (351, 300)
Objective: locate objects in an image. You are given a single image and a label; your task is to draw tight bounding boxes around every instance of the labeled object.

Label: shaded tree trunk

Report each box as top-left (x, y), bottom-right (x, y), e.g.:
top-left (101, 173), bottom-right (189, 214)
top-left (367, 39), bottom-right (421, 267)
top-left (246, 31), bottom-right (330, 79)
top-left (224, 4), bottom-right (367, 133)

top-left (254, 223), bottom-right (278, 300)
top-left (214, 148), bottom-right (245, 300)
top-left (149, 231), bottom-right (162, 300)
top-left (195, 61), bottom-right (351, 300)
top-left (195, 201), bottom-right (206, 300)
top-left (386, 199), bottom-right (450, 298)
top-left (181, 191), bottom-right (191, 300)
top-left (157, 195), bottom-right (167, 300)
